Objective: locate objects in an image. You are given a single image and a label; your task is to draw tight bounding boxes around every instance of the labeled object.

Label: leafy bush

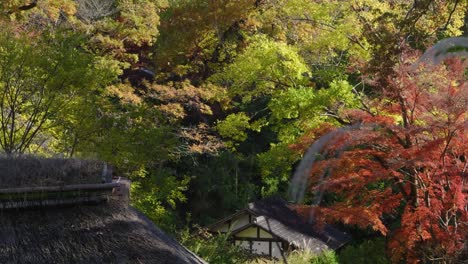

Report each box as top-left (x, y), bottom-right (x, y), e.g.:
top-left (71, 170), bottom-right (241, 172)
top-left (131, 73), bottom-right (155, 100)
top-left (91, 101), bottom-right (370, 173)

top-left (310, 251), bottom-right (340, 264)
top-left (244, 250), bottom-right (339, 264)
top-left (287, 250), bottom-right (338, 264)
top-left (338, 238), bottom-right (390, 264)
top-left (179, 228), bottom-right (249, 264)
top-left (131, 169), bottom-right (190, 232)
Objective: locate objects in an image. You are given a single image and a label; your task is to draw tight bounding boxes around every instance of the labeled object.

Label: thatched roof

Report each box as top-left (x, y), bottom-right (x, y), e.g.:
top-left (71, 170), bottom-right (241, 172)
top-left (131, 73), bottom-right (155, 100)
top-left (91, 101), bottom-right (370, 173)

top-left (0, 156), bottom-right (109, 188)
top-left (0, 156), bottom-right (205, 264)
top-left (0, 196), bottom-right (206, 264)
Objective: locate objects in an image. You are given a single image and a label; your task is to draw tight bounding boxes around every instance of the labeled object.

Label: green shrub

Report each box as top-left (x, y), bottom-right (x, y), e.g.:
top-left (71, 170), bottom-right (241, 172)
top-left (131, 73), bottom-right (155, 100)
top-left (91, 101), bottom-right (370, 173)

top-left (273, 250), bottom-right (339, 264)
top-left (180, 228), bottom-right (249, 264)
top-left (310, 250), bottom-right (339, 264)
top-left (338, 238), bottom-right (390, 264)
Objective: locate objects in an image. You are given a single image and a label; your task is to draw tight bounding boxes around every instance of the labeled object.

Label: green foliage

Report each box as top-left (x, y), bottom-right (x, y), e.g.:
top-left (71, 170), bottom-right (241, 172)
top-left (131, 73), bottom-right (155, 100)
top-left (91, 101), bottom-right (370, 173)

top-left (72, 101), bottom-right (177, 170)
top-left (255, 0), bottom-right (371, 74)
top-left (0, 27), bottom-right (113, 155)
top-left (269, 87), bottom-right (315, 120)
top-left (155, 0), bottom-right (255, 79)
top-left (254, 80), bottom-right (359, 195)
top-left (247, 250), bottom-right (339, 264)
top-left (257, 143), bottom-right (298, 196)
top-left (180, 228), bottom-right (248, 264)
top-left (131, 169), bottom-right (190, 232)
top-left (179, 151), bottom-right (259, 225)
top-left (234, 80), bottom-right (359, 146)
top-left (212, 77), bottom-right (360, 199)
top-left (1, 2), bottom-right (467, 263)
top-left (339, 238), bottom-right (390, 264)
top-left (310, 251), bottom-right (339, 264)
top-left (268, 86), bottom-right (319, 143)
top-left (317, 80), bottom-right (360, 108)
top-left (216, 112), bottom-right (251, 143)
top-left (80, 0), bottom-right (167, 69)
top-left (268, 80), bottom-right (359, 124)
top-left (210, 35), bottom-right (310, 102)
top-left (2, 0), bottom-right (167, 72)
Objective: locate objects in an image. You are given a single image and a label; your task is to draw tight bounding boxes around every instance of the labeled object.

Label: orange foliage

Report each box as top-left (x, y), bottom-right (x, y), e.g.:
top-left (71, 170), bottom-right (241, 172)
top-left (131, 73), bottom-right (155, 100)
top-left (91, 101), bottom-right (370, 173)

top-left (289, 123), bottom-right (336, 153)
top-left (297, 58), bottom-right (467, 263)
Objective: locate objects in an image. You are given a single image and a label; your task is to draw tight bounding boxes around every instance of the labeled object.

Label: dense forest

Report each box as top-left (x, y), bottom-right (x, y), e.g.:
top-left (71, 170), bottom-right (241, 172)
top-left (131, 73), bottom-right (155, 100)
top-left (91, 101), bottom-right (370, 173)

top-left (0, 0), bottom-right (466, 263)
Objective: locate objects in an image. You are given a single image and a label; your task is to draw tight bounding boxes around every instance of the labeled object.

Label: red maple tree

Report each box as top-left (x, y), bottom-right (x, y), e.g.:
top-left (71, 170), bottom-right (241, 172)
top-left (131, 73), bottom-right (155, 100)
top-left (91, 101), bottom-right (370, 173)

top-left (293, 56), bottom-right (467, 263)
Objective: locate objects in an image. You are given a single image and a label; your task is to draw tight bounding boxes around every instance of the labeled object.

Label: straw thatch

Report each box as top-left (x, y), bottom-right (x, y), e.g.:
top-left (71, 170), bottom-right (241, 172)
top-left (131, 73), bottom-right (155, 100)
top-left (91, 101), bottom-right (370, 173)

top-left (0, 196), bottom-right (206, 264)
top-left (0, 156), bottom-right (109, 188)
top-left (0, 156), bottom-right (205, 264)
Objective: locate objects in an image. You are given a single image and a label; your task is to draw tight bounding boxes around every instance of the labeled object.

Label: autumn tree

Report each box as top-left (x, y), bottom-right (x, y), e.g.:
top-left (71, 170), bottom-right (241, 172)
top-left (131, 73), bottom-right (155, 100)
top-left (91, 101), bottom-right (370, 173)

top-left (1, 0), bottom-right (167, 75)
top-left (204, 0), bottom-right (461, 198)
top-left (346, 0), bottom-right (467, 85)
top-left (292, 55), bottom-right (467, 263)
top-left (154, 0), bottom-right (256, 81)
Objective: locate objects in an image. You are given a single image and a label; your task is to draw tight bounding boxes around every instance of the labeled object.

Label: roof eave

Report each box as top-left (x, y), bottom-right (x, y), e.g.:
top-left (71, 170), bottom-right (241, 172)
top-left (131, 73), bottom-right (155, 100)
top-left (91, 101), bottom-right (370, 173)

top-left (205, 208), bottom-right (258, 231)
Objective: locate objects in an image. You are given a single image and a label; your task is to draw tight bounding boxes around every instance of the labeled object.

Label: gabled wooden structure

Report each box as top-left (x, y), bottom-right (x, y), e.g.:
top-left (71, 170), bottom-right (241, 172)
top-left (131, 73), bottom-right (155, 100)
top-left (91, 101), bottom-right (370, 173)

top-left (207, 197), bottom-right (351, 259)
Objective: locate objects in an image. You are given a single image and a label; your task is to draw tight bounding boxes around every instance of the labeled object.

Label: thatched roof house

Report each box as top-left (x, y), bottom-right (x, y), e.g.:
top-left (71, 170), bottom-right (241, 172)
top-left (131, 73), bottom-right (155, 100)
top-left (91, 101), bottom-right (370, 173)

top-left (0, 157), bottom-right (206, 264)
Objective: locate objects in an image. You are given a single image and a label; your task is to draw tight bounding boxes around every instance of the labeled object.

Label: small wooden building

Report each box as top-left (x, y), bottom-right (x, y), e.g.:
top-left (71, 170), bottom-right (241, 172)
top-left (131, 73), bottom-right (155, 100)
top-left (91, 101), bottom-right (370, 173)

top-left (207, 197), bottom-right (351, 259)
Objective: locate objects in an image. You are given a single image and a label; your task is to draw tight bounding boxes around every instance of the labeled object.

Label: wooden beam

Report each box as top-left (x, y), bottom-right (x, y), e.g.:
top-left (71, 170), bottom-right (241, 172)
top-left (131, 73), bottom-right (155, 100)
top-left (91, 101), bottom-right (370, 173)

top-left (205, 209), bottom-right (250, 230)
top-left (233, 237), bottom-right (283, 242)
top-left (269, 241), bottom-right (272, 257)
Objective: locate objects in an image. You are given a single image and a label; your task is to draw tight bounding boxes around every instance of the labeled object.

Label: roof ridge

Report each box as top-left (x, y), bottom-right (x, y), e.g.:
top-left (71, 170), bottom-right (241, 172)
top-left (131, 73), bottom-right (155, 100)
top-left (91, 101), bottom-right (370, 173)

top-left (0, 179), bottom-right (128, 210)
top-left (253, 215), bottom-right (266, 222)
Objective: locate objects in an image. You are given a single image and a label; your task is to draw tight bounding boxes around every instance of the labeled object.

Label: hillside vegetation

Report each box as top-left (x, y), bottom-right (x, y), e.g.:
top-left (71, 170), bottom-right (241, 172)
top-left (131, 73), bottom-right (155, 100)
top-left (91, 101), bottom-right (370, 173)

top-left (0, 1), bottom-right (466, 263)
